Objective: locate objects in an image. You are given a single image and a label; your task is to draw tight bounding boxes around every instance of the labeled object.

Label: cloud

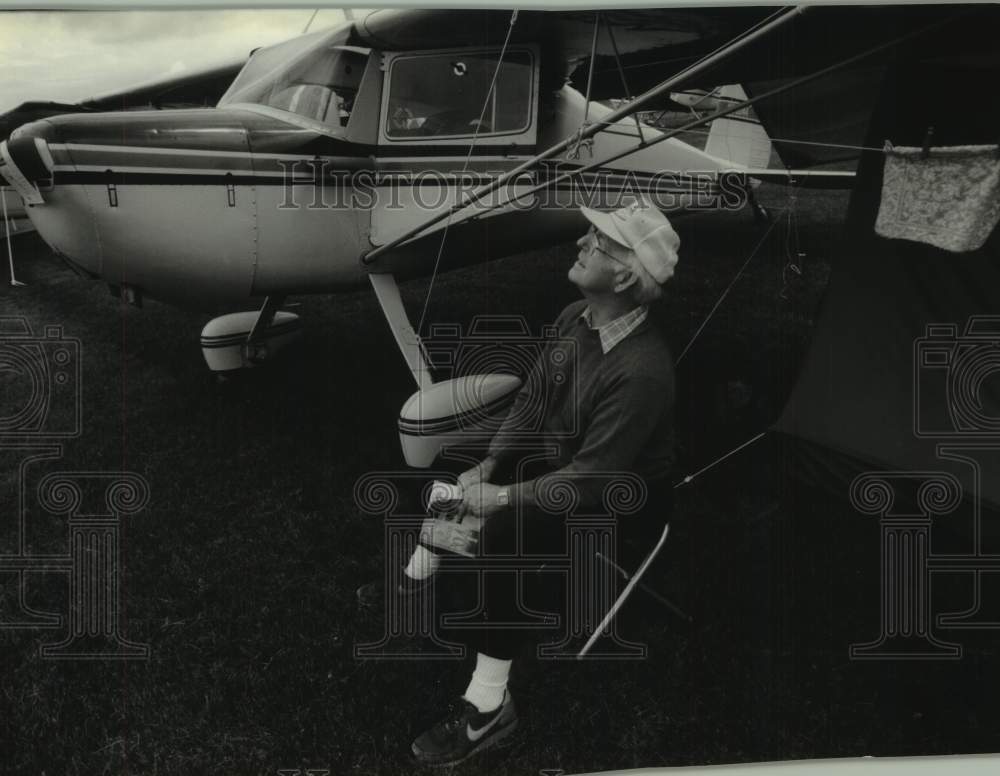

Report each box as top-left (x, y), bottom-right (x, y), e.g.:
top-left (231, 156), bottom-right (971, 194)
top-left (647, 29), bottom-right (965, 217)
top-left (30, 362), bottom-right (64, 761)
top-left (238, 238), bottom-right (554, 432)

top-left (0, 9), bottom-right (349, 112)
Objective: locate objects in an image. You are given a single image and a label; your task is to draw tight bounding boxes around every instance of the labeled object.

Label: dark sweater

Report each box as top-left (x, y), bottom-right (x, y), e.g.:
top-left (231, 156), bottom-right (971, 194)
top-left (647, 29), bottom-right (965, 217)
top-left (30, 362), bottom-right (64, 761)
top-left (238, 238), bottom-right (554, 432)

top-left (488, 299), bottom-right (676, 509)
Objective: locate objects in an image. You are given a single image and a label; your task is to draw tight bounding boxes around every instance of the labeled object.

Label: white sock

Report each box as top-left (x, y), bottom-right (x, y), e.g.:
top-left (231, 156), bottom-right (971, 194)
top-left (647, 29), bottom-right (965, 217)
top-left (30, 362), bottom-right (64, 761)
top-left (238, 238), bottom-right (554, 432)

top-left (462, 653), bottom-right (511, 713)
top-left (404, 544), bottom-right (441, 581)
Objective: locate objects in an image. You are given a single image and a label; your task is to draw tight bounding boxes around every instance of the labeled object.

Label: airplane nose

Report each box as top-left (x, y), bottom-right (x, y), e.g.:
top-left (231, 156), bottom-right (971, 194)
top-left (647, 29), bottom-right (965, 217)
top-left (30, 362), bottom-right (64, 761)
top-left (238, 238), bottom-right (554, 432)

top-left (2, 119), bottom-right (104, 277)
top-left (1, 124), bottom-right (55, 204)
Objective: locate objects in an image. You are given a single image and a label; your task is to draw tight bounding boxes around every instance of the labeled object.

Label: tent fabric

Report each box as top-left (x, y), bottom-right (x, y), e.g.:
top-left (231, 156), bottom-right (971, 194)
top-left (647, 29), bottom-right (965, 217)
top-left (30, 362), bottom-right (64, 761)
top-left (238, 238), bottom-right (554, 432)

top-left (775, 54), bottom-right (1000, 513)
top-left (774, 228), bottom-right (1000, 511)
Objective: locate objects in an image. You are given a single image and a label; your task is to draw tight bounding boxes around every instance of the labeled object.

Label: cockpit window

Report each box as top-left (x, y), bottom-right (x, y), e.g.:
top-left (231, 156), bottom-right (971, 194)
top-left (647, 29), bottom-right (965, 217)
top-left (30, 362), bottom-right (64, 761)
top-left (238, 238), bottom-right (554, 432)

top-left (385, 50), bottom-right (533, 139)
top-left (219, 28), bottom-right (369, 131)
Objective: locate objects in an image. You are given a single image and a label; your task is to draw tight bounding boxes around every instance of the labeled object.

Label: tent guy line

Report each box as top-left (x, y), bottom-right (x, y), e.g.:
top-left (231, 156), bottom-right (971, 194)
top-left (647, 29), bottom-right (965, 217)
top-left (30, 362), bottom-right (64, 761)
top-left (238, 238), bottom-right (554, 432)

top-left (676, 208), bottom-right (787, 366)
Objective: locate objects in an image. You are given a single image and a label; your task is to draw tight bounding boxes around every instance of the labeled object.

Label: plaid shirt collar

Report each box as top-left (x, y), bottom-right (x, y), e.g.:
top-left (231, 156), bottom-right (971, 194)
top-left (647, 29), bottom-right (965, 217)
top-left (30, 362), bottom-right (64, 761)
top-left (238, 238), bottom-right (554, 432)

top-left (579, 305), bottom-right (649, 354)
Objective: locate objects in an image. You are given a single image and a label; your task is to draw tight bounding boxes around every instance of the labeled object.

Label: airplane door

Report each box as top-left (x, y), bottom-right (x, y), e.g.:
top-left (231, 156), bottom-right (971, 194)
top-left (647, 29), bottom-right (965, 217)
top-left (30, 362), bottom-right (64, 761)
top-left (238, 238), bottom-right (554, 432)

top-left (370, 46), bottom-right (539, 247)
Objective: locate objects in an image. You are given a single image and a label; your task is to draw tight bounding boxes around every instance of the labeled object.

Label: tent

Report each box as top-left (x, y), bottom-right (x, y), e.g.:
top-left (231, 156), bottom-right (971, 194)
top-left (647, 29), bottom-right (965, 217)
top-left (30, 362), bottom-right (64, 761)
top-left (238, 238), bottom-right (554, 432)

top-left (774, 41), bottom-right (1000, 522)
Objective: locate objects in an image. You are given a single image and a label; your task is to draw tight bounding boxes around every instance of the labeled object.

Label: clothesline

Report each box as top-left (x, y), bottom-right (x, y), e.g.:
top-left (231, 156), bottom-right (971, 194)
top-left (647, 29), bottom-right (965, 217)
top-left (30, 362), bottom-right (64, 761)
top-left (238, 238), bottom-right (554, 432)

top-left (639, 122), bottom-right (1000, 156)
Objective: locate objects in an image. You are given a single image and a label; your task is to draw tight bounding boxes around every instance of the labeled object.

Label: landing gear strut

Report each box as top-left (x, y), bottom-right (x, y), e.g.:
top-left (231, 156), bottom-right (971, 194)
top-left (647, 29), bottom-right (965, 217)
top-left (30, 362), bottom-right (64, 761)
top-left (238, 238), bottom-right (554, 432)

top-left (200, 295), bottom-right (302, 374)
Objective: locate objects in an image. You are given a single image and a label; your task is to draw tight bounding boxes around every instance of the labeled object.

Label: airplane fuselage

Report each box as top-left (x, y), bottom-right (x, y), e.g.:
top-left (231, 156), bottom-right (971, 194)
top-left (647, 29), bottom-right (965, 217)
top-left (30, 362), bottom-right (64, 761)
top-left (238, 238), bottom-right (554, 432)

top-left (3, 25), bottom-right (738, 309)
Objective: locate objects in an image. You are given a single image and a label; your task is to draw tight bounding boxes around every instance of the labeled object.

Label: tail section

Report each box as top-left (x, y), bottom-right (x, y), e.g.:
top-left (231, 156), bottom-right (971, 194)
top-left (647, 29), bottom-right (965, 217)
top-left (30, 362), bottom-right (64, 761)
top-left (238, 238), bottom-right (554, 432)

top-left (702, 85), bottom-right (772, 170)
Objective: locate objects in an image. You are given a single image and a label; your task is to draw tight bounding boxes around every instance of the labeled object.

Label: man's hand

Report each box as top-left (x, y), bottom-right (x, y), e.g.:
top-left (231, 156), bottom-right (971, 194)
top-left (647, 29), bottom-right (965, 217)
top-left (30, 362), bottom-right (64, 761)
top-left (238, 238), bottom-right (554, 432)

top-left (458, 481), bottom-right (506, 521)
top-left (457, 455), bottom-right (499, 491)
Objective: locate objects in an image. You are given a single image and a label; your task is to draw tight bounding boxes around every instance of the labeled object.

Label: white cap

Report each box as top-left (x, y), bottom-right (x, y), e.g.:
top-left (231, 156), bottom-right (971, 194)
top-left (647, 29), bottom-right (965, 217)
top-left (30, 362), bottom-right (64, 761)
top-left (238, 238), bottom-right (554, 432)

top-left (581, 199), bottom-right (680, 284)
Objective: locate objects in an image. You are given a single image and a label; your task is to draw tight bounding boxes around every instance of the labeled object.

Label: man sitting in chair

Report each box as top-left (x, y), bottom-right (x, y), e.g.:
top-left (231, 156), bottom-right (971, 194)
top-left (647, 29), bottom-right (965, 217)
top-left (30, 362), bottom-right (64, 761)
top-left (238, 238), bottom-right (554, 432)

top-left (407, 198), bottom-right (681, 766)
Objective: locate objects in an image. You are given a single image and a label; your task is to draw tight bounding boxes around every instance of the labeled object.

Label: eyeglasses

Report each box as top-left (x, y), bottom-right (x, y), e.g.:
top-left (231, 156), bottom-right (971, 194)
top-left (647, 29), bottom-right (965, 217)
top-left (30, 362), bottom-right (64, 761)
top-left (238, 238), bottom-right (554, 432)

top-left (584, 226), bottom-right (630, 268)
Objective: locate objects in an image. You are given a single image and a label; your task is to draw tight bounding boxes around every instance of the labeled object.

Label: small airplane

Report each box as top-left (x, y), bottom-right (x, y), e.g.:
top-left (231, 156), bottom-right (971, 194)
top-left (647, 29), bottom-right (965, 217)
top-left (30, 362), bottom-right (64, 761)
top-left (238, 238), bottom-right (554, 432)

top-left (2, 5), bottom-right (955, 465)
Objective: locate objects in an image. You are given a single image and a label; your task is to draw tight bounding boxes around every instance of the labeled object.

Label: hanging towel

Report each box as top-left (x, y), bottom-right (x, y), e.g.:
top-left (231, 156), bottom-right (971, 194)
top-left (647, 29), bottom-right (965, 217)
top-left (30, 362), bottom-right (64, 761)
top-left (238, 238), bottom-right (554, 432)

top-left (875, 144), bottom-right (1000, 252)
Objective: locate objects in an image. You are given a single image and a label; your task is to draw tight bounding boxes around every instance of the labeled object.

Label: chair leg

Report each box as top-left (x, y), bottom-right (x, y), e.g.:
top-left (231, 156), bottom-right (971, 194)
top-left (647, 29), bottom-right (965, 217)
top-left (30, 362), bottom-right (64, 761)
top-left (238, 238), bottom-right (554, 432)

top-left (595, 552), bottom-right (693, 624)
top-left (577, 523), bottom-right (674, 659)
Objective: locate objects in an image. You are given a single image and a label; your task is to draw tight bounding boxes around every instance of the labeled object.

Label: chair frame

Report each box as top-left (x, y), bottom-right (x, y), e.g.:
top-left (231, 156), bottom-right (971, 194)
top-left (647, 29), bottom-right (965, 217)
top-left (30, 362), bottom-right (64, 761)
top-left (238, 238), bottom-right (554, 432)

top-left (577, 521), bottom-right (684, 658)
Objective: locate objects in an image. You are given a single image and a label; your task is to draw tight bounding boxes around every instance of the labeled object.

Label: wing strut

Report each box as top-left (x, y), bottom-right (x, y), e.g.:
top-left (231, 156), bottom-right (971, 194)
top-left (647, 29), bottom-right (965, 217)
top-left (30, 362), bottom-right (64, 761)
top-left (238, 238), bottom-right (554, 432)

top-left (398, 9), bottom-right (956, 241)
top-left (369, 273), bottom-right (433, 391)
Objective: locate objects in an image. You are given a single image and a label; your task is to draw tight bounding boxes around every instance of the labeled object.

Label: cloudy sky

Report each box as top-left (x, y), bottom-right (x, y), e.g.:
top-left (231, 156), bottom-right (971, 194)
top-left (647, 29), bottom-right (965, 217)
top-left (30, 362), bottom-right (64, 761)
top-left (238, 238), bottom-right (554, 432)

top-left (0, 9), bottom-right (354, 113)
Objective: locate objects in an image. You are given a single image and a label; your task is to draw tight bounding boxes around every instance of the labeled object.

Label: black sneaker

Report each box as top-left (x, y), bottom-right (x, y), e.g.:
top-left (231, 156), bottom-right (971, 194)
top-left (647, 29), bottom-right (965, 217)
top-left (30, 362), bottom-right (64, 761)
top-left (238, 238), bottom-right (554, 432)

top-left (411, 691), bottom-right (518, 767)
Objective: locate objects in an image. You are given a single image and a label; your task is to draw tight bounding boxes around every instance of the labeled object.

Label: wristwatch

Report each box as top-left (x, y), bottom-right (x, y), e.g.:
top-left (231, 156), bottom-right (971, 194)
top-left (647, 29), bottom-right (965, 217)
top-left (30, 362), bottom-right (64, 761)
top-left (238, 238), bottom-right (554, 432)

top-left (496, 487), bottom-right (510, 507)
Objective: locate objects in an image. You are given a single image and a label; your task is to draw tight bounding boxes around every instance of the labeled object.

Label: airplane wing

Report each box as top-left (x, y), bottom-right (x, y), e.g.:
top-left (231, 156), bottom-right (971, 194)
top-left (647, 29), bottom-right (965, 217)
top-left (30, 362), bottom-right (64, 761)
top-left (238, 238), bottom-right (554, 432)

top-left (352, 7), bottom-right (769, 60)
top-left (0, 59), bottom-right (246, 143)
top-left (351, 5), bottom-right (987, 177)
top-left (567, 5), bottom-right (985, 170)
top-left (80, 60), bottom-right (246, 112)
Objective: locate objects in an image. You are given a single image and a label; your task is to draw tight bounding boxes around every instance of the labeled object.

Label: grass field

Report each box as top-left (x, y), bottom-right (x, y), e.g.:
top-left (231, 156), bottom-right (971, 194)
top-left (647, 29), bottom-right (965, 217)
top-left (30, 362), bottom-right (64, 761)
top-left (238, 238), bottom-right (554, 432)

top-left (3, 185), bottom-right (1000, 775)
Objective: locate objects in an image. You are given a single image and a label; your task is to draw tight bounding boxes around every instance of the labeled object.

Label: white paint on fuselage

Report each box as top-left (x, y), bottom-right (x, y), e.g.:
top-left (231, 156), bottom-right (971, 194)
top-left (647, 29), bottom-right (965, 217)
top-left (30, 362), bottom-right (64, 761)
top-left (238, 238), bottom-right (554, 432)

top-left (23, 86), bottom-right (752, 308)
top-left (544, 87), bottom-right (735, 175)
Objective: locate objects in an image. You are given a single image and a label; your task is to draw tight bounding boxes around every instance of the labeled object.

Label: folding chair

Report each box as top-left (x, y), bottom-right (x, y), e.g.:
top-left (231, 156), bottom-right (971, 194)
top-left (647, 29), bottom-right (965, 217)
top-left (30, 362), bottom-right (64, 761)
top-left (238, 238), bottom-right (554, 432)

top-left (577, 520), bottom-right (691, 659)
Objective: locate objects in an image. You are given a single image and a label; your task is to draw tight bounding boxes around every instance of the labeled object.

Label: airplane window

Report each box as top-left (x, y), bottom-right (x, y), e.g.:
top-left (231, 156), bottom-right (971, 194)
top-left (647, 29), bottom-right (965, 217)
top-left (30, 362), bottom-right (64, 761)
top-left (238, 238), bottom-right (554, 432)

top-left (386, 50), bottom-right (532, 139)
top-left (220, 32), bottom-right (369, 131)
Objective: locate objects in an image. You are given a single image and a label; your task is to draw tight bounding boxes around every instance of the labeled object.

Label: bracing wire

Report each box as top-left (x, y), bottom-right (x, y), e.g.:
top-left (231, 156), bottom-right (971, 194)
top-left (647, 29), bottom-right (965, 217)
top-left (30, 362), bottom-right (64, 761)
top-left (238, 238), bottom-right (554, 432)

top-left (302, 9), bottom-right (319, 34)
top-left (362, 6), bottom-right (807, 266)
top-left (417, 7), bottom-right (956, 245)
top-left (582, 12), bottom-right (600, 126)
top-left (605, 20), bottom-right (645, 144)
top-left (569, 11), bottom-right (602, 160)
top-left (414, 9), bottom-right (519, 338)
top-left (674, 432), bottom-right (767, 488)
top-left (676, 208), bottom-right (786, 366)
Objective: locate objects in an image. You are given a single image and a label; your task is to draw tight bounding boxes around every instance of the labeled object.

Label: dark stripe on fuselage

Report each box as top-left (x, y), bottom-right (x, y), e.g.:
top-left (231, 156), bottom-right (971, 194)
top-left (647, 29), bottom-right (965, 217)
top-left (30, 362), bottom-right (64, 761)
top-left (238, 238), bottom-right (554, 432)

top-left (52, 168), bottom-right (716, 191)
top-left (57, 171), bottom-right (273, 186)
top-left (34, 108), bottom-right (721, 193)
